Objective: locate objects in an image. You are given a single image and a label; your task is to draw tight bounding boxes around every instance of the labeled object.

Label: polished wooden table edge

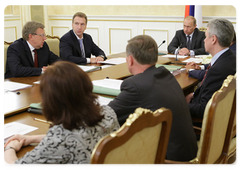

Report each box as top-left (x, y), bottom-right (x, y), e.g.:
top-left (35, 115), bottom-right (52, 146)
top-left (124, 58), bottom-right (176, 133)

top-left (4, 106), bottom-right (29, 118)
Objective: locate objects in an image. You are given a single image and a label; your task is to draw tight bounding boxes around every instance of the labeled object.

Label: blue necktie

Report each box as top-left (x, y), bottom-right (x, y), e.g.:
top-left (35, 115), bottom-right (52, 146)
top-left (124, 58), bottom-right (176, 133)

top-left (79, 39), bottom-right (85, 58)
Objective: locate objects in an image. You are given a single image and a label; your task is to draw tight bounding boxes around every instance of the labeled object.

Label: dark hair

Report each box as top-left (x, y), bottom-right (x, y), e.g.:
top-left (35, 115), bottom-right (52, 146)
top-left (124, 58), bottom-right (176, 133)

top-left (72, 12), bottom-right (88, 24)
top-left (40, 61), bottom-right (103, 130)
top-left (126, 35), bottom-right (158, 64)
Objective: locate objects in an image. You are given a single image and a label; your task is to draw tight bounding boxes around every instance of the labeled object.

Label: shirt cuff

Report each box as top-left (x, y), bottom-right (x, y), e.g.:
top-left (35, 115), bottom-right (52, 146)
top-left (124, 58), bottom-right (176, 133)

top-left (86, 58), bottom-right (90, 63)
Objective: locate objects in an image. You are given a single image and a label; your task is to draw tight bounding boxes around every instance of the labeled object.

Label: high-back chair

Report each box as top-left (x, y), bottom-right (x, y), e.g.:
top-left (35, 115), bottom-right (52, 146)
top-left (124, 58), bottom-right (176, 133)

top-left (4, 41), bottom-right (13, 74)
top-left (227, 72), bottom-right (237, 160)
top-left (166, 74), bottom-right (236, 164)
top-left (91, 107), bottom-right (172, 164)
top-left (45, 35), bottom-right (60, 56)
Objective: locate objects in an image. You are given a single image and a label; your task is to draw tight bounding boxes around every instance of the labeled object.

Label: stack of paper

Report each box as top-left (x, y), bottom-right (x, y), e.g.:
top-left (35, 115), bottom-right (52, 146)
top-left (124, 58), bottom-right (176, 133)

top-left (4, 122), bottom-right (38, 143)
top-left (4, 81), bottom-right (32, 92)
top-left (92, 79), bottom-right (122, 96)
top-left (77, 65), bottom-right (101, 72)
top-left (98, 58), bottom-right (126, 65)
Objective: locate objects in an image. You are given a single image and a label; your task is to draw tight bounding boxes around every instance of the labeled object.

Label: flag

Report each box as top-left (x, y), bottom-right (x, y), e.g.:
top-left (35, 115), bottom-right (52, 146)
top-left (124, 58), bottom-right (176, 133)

top-left (185, 5), bottom-right (203, 28)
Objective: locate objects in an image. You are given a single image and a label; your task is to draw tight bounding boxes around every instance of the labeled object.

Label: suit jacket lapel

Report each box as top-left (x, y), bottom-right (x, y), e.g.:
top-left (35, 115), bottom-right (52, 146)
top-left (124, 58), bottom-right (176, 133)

top-left (70, 30), bottom-right (82, 57)
top-left (23, 40), bottom-right (34, 67)
top-left (191, 28), bottom-right (199, 49)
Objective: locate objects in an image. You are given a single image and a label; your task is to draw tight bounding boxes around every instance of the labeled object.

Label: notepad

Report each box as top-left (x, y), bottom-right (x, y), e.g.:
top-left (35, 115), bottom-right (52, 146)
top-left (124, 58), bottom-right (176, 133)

top-left (92, 79), bottom-right (122, 96)
top-left (156, 64), bottom-right (182, 72)
top-left (4, 122), bottom-right (38, 143)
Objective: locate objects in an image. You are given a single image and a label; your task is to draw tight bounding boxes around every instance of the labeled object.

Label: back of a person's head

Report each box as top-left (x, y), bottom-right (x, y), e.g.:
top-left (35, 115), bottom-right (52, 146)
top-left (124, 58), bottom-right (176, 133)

top-left (126, 35), bottom-right (158, 65)
top-left (207, 18), bottom-right (234, 47)
top-left (22, 21), bottom-right (45, 40)
top-left (40, 61), bottom-right (102, 130)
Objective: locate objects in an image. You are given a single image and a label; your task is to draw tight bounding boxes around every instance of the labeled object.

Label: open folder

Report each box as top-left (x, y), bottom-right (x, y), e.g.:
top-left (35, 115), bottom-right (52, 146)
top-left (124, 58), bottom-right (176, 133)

top-left (92, 79), bottom-right (122, 96)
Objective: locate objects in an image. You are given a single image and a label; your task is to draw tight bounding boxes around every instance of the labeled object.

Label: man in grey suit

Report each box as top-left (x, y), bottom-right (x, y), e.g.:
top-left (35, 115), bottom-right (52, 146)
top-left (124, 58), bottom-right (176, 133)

top-left (168, 16), bottom-right (207, 56)
top-left (108, 35), bottom-right (197, 161)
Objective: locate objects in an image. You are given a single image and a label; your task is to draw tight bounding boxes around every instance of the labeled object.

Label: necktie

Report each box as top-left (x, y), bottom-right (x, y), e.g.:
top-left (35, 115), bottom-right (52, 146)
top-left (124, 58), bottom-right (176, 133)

top-left (187, 35), bottom-right (191, 50)
top-left (201, 63), bottom-right (211, 86)
top-left (33, 49), bottom-right (38, 67)
top-left (79, 39), bottom-right (85, 58)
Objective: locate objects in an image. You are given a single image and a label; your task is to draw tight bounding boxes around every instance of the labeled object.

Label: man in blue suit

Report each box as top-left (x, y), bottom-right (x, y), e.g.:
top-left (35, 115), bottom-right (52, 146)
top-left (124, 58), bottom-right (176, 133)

top-left (168, 16), bottom-right (207, 56)
top-left (60, 12), bottom-right (106, 64)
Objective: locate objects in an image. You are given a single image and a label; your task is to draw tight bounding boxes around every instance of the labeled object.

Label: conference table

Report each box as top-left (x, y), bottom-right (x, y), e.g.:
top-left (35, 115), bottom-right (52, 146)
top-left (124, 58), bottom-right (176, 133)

top-left (4, 52), bottom-right (199, 158)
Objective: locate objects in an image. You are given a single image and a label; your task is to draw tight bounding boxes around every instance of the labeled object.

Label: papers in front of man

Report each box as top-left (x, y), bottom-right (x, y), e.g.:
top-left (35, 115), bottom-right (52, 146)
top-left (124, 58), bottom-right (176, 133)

top-left (92, 78), bottom-right (123, 96)
top-left (162, 54), bottom-right (188, 59)
top-left (98, 58), bottom-right (126, 65)
top-left (77, 65), bottom-right (102, 72)
top-left (4, 81), bottom-right (32, 92)
top-left (97, 96), bottom-right (113, 105)
top-left (4, 122), bottom-right (38, 143)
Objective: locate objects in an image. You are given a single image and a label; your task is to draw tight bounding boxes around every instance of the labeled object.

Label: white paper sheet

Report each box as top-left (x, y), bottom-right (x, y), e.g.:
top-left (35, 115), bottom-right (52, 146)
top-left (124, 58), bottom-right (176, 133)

top-left (92, 79), bottom-right (123, 90)
top-left (162, 54), bottom-right (188, 59)
top-left (98, 58), bottom-right (126, 65)
top-left (4, 122), bottom-right (38, 143)
top-left (4, 81), bottom-right (32, 92)
top-left (97, 96), bottom-right (113, 105)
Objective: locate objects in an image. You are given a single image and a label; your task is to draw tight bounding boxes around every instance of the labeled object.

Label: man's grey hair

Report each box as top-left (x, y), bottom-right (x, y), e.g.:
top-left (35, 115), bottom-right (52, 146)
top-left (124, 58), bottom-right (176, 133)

top-left (126, 35), bottom-right (158, 65)
top-left (22, 21), bottom-right (45, 40)
top-left (207, 18), bottom-right (234, 47)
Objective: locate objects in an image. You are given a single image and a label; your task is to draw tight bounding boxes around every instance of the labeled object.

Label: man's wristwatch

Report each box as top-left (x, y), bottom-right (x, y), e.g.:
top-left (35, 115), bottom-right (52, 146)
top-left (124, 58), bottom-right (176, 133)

top-left (4, 146), bottom-right (16, 152)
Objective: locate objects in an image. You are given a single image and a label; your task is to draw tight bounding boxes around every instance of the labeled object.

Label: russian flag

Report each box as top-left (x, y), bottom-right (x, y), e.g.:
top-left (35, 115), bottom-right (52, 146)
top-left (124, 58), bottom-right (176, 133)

top-left (185, 5), bottom-right (203, 28)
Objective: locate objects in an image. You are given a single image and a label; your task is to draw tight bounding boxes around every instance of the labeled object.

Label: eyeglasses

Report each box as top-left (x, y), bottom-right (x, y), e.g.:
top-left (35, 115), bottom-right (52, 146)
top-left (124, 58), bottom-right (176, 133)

top-left (32, 33), bottom-right (46, 37)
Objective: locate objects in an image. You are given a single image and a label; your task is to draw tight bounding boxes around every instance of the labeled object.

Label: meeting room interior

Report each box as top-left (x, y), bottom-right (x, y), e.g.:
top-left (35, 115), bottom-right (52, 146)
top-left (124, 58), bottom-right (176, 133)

top-left (3, 4), bottom-right (237, 167)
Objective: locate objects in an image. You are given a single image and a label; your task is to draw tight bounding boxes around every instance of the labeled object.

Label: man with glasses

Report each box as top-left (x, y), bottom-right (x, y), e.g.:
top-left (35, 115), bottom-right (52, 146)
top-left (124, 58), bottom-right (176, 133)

top-left (60, 12), bottom-right (106, 64)
top-left (5, 21), bottom-right (59, 78)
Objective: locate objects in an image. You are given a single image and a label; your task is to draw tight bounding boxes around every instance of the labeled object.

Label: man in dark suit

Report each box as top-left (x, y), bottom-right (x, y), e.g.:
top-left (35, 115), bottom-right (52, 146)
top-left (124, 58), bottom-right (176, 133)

top-left (60, 12), bottom-right (106, 64)
top-left (185, 32), bottom-right (236, 81)
top-left (108, 35), bottom-right (197, 161)
top-left (186, 18), bottom-right (236, 119)
top-left (5, 21), bottom-right (59, 79)
top-left (168, 16), bottom-right (206, 56)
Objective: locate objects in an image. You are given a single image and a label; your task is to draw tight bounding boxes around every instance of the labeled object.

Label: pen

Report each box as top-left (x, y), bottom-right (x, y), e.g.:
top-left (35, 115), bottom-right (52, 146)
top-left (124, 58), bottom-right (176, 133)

top-left (33, 118), bottom-right (52, 124)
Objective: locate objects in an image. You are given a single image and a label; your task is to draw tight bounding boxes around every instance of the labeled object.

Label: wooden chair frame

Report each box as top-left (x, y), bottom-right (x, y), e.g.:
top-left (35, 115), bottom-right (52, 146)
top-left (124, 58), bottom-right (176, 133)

top-left (91, 107), bottom-right (172, 164)
top-left (166, 75), bottom-right (236, 164)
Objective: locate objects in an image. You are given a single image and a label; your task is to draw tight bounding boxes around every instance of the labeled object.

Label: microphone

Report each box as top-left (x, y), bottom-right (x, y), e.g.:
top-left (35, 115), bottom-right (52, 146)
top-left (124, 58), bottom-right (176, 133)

top-left (175, 43), bottom-right (182, 61)
top-left (158, 40), bottom-right (166, 48)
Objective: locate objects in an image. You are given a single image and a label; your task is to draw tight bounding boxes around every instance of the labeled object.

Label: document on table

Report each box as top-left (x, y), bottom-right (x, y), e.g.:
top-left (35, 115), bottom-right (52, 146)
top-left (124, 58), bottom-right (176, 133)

top-left (4, 81), bottom-right (32, 92)
top-left (183, 58), bottom-right (203, 64)
top-left (97, 96), bottom-right (113, 105)
top-left (4, 122), bottom-right (38, 143)
top-left (162, 54), bottom-right (188, 59)
top-left (77, 65), bottom-right (102, 72)
top-left (92, 79), bottom-right (123, 96)
top-left (98, 58), bottom-right (126, 65)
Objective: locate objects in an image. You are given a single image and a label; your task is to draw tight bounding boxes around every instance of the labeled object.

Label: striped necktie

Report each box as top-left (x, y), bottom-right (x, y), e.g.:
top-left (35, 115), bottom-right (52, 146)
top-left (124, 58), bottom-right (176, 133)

top-left (79, 39), bottom-right (85, 58)
top-left (201, 63), bottom-right (211, 86)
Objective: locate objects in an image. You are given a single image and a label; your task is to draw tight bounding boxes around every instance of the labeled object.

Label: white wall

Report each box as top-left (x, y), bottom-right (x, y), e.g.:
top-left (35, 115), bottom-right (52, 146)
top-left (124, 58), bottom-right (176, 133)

top-left (4, 15), bottom-right (236, 56)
